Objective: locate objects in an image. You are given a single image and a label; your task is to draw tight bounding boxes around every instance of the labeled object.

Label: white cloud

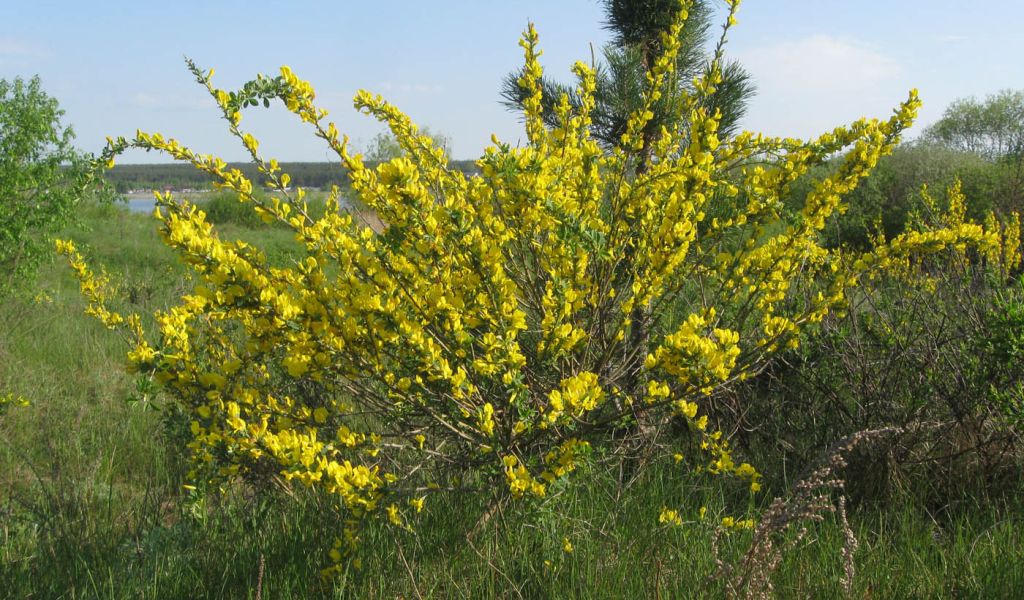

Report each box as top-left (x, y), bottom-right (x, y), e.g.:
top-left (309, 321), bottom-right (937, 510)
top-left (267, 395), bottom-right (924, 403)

top-left (736, 34), bottom-right (908, 139)
top-left (0, 37), bottom-right (48, 65)
top-left (741, 34), bottom-right (900, 94)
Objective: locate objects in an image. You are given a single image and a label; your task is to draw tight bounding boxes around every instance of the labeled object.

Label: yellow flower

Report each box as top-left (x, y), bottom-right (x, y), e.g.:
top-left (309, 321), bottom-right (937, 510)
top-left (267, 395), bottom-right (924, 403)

top-left (386, 503), bottom-right (401, 526)
top-left (659, 507), bottom-right (682, 527)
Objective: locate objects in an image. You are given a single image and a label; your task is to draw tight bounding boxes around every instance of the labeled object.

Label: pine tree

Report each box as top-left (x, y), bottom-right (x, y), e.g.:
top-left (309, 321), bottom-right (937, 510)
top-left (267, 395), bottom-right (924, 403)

top-left (501, 0), bottom-right (755, 152)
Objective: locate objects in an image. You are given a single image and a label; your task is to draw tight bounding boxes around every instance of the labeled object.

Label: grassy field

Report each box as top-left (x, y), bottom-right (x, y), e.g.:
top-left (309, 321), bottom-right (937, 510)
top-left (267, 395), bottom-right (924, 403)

top-left (1, 201), bottom-right (1022, 598)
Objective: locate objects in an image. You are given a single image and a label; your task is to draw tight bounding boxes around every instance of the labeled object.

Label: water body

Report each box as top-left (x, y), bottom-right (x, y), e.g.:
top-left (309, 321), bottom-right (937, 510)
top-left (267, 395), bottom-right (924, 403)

top-left (120, 192), bottom-right (209, 214)
top-left (125, 195), bottom-right (157, 214)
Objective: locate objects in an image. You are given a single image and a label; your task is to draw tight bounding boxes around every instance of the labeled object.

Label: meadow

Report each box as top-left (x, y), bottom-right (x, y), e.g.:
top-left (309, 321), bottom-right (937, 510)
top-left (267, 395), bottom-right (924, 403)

top-left (1, 198), bottom-right (1022, 598)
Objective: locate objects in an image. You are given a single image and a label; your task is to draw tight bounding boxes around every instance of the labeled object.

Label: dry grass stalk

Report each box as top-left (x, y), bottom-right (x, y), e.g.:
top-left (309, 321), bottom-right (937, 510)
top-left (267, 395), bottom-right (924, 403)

top-left (713, 427), bottom-right (902, 599)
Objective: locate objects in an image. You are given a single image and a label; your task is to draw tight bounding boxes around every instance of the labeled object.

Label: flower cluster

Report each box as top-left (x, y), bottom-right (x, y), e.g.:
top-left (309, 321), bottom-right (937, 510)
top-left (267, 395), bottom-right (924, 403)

top-left (0, 392), bottom-right (30, 413)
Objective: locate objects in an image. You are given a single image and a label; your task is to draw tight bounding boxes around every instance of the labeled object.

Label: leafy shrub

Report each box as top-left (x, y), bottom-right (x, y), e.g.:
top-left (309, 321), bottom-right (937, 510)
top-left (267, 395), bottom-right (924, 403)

top-left (58, 0), bottom-right (1019, 573)
top-left (786, 142), bottom-right (1007, 249)
top-left (981, 281), bottom-right (1024, 430)
top-left (0, 76), bottom-right (91, 294)
top-left (729, 183), bottom-right (1023, 508)
top-left (200, 189), bottom-right (271, 229)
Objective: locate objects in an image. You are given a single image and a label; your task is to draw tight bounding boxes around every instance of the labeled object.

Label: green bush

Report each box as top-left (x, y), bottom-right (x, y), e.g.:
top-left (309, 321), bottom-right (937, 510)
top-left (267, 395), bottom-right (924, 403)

top-left (0, 76), bottom-right (91, 294)
top-left (786, 142), bottom-right (1007, 249)
top-left (727, 249), bottom-right (1024, 509)
top-left (199, 189), bottom-right (272, 228)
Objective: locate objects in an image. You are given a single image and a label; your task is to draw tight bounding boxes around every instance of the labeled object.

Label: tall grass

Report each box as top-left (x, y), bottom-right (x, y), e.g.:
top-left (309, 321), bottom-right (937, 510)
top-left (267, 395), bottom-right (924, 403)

top-left (1, 203), bottom-right (1021, 598)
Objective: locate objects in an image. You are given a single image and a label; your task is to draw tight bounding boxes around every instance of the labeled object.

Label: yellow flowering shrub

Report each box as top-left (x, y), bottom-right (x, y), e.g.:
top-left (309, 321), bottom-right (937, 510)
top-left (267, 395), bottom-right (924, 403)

top-left (57, 0), bottom-right (1020, 570)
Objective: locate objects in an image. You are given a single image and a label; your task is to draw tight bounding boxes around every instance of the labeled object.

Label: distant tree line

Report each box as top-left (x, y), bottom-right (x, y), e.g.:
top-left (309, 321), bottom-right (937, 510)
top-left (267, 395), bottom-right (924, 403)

top-left (104, 159), bottom-right (480, 193)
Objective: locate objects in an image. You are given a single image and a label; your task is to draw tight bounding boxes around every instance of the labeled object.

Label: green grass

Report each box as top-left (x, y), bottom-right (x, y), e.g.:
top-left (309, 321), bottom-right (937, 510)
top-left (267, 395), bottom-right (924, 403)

top-left (1, 203), bottom-right (1022, 598)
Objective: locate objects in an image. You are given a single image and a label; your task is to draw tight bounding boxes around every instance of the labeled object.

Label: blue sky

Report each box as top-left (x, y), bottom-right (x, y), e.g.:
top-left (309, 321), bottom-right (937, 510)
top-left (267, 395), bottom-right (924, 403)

top-left (2, 1), bottom-right (1023, 163)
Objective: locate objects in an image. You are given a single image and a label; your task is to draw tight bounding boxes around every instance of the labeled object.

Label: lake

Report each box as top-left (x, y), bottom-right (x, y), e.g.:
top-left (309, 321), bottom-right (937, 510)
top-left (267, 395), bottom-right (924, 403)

top-left (121, 192), bottom-right (210, 213)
